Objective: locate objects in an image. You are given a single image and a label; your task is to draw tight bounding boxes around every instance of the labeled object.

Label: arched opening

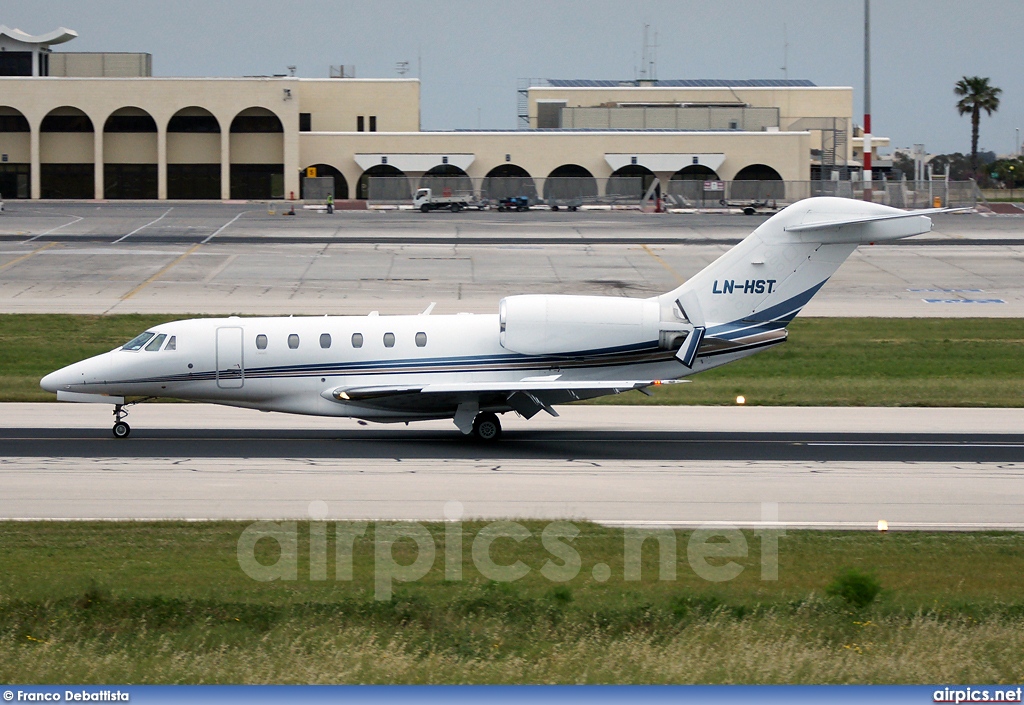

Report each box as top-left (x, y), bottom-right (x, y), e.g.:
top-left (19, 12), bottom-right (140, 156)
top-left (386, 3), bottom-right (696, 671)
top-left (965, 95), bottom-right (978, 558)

top-left (300, 163), bottom-right (349, 200)
top-left (731, 164), bottom-right (784, 200)
top-left (357, 164), bottom-right (410, 201)
top-left (419, 164), bottom-right (472, 195)
top-left (543, 164), bottom-right (598, 202)
top-left (229, 107), bottom-right (284, 199)
top-left (0, 106), bottom-right (30, 198)
top-left (608, 164), bottom-right (656, 200)
top-left (103, 107), bottom-right (157, 199)
top-left (482, 164), bottom-right (537, 201)
top-left (40, 107), bottom-right (94, 199)
top-left (167, 106), bottom-right (221, 200)
top-left (667, 165), bottom-right (721, 204)
top-left (672, 165), bottom-right (720, 181)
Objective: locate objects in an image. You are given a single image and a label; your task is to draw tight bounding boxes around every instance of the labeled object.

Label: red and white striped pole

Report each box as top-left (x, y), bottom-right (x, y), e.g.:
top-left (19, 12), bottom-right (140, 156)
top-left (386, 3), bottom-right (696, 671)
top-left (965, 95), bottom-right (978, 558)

top-left (863, 0), bottom-right (872, 202)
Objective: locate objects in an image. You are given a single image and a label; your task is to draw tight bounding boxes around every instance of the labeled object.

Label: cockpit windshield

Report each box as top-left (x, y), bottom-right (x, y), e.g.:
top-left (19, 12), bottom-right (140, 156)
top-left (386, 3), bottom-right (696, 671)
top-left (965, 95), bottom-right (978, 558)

top-left (122, 331), bottom-right (156, 351)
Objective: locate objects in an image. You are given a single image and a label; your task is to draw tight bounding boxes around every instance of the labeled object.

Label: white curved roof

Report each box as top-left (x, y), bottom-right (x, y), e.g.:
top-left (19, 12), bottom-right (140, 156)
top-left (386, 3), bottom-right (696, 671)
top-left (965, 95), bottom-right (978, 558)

top-left (0, 25), bottom-right (78, 46)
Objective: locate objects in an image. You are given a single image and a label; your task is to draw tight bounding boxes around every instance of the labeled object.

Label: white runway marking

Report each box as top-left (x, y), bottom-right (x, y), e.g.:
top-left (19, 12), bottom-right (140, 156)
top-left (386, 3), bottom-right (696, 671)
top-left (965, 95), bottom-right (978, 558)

top-left (112, 207), bottom-right (173, 243)
top-left (23, 215), bottom-right (83, 242)
top-left (202, 211), bottom-right (247, 243)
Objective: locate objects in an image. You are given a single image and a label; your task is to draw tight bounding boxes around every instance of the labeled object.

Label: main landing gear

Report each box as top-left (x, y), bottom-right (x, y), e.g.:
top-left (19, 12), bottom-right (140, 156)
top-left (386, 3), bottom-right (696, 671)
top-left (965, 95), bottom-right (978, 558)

top-left (472, 412), bottom-right (502, 442)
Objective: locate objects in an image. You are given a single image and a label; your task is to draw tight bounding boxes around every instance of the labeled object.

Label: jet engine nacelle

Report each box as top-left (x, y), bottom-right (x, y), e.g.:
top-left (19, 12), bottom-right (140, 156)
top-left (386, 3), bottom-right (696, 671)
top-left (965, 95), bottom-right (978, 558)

top-left (499, 294), bottom-right (665, 356)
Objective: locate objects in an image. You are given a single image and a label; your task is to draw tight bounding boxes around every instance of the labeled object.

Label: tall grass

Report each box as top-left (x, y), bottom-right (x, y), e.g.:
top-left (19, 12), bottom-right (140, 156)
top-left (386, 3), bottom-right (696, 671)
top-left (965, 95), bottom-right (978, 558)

top-left (2, 601), bottom-right (1022, 684)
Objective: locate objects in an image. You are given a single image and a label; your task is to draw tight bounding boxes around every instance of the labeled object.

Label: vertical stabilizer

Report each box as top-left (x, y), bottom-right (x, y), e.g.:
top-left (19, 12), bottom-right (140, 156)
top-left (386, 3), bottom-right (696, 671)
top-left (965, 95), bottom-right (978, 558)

top-left (661, 198), bottom-right (932, 340)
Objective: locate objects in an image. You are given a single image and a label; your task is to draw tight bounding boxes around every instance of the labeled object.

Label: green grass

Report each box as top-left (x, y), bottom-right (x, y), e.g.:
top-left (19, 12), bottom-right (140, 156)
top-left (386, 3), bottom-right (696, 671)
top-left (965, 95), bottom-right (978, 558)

top-left (0, 521), bottom-right (1023, 683)
top-left (5, 314), bottom-right (1024, 405)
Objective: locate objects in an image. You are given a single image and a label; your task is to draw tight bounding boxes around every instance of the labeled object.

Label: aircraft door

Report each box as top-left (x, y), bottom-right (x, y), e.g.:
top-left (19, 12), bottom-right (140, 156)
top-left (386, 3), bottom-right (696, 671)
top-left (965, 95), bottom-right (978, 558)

top-left (216, 327), bottom-right (245, 389)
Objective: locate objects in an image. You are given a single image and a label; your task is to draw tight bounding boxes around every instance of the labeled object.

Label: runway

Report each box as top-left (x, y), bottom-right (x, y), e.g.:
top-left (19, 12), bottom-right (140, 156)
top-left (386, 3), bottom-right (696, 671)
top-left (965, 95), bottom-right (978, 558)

top-left (2, 404), bottom-right (1022, 528)
top-left (2, 204), bottom-right (1023, 528)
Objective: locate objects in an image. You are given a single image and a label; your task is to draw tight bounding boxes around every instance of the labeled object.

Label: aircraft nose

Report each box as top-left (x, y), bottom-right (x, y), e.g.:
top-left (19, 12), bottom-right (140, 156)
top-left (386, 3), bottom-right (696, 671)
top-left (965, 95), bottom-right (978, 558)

top-left (40, 367), bottom-right (70, 393)
top-left (39, 366), bottom-right (77, 393)
top-left (40, 353), bottom-right (112, 393)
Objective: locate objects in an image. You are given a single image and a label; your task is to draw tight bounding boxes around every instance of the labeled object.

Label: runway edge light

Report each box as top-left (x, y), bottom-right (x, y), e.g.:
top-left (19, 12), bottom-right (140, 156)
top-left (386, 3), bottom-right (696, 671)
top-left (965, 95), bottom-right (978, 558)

top-left (877, 519), bottom-right (888, 532)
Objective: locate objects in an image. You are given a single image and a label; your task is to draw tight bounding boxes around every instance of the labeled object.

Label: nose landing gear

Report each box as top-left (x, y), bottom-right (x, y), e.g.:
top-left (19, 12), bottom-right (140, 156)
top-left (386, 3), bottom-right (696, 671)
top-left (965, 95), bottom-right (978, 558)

top-left (112, 404), bottom-right (131, 439)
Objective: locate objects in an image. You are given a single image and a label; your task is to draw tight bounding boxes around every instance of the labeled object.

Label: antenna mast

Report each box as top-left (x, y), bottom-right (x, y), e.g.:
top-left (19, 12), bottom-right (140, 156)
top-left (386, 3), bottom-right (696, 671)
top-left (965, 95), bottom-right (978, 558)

top-left (639, 23), bottom-right (658, 81)
top-left (781, 24), bottom-right (788, 79)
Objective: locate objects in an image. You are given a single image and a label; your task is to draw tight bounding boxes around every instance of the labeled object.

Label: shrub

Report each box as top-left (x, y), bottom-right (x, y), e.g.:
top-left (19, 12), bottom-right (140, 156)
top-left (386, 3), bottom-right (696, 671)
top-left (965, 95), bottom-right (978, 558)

top-left (826, 568), bottom-right (882, 609)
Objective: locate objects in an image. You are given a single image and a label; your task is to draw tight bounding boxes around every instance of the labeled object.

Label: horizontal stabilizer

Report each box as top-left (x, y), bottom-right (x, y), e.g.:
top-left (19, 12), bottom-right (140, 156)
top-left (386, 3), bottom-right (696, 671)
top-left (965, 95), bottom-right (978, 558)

top-left (784, 206), bottom-right (968, 233)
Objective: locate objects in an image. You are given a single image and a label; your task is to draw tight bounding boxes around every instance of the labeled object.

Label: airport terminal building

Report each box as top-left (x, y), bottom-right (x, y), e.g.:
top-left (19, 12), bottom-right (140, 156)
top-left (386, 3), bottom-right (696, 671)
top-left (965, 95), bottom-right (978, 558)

top-left (0, 24), bottom-right (887, 202)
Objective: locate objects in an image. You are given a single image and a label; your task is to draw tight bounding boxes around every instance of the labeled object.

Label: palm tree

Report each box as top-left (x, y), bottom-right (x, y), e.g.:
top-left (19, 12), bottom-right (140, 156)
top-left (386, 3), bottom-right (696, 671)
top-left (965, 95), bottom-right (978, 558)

top-left (955, 76), bottom-right (1002, 175)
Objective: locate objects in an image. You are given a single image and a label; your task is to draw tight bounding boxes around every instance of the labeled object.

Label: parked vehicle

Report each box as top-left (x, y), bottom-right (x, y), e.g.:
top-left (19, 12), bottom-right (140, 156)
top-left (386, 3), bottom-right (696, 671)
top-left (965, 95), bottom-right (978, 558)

top-left (496, 197), bottom-right (530, 212)
top-left (719, 197), bottom-right (778, 215)
top-left (413, 187), bottom-right (487, 213)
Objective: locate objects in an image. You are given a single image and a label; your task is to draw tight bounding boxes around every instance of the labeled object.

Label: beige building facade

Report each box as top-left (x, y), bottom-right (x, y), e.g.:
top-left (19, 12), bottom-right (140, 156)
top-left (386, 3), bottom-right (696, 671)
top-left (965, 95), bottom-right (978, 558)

top-left (0, 26), bottom-right (881, 202)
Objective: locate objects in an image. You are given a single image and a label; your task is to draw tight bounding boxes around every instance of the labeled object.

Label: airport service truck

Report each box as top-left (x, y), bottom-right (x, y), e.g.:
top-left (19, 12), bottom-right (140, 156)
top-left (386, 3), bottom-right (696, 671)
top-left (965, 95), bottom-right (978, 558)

top-left (413, 187), bottom-right (487, 213)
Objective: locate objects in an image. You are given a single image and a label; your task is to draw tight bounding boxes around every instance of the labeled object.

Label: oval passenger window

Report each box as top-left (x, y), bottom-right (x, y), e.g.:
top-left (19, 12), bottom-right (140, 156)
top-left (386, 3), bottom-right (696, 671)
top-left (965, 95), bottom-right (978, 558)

top-left (415, 332), bottom-right (427, 347)
top-left (288, 334), bottom-right (299, 349)
top-left (320, 333), bottom-right (332, 349)
top-left (351, 333), bottom-right (363, 348)
top-left (383, 332), bottom-right (395, 348)
top-left (256, 334), bottom-right (268, 350)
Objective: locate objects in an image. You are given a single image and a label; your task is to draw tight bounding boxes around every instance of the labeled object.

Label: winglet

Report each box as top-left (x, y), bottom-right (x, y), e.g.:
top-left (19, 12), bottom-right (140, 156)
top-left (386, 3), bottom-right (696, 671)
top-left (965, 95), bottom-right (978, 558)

top-left (676, 326), bottom-right (705, 368)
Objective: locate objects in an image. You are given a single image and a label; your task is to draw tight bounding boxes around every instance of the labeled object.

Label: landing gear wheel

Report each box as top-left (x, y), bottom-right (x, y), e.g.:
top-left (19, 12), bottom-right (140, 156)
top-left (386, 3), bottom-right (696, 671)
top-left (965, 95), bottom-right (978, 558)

top-left (472, 412), bottom-right (501, 442)
top-left (112, 403), bottom-right (132, 439)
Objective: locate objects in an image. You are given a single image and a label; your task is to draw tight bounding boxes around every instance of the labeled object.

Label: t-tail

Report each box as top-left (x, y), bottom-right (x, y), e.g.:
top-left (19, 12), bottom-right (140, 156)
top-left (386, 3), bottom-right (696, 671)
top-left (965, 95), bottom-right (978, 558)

top-left (663, 197), bottom-right (939, 367)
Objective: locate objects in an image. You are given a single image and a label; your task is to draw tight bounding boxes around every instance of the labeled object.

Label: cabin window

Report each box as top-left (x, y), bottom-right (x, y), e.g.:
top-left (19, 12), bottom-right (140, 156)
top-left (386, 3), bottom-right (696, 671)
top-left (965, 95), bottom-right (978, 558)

top-left (288, 334), bottom-right (300, 349)
top-left (415, 332), bottom-right (427, 347)
top-left (383, 332), bottom-right (395, 348)
top-left (320, 333), bottom-right (332, 349)
top-left (122, 332), bottom-right (155, 351)
top-left (256, 334), bottom-right (268, 350)
top-left (145, 334), bottom-right (167, 351)
top-left (351, 333), bottom-right (363, 348)
top-left (165, 336), bottom-right (176, 351)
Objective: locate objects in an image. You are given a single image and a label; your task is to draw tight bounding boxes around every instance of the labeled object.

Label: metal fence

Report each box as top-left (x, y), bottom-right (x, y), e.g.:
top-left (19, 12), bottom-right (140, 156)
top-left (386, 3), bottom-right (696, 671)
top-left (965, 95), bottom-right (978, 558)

top-left (367, 176), bottom-right (980, 209)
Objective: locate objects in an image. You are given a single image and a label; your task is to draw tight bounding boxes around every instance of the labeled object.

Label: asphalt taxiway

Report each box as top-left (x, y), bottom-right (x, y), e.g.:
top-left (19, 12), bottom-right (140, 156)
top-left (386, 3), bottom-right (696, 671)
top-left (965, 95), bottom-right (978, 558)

top-left (2, 404), bottom-right (1021, 528)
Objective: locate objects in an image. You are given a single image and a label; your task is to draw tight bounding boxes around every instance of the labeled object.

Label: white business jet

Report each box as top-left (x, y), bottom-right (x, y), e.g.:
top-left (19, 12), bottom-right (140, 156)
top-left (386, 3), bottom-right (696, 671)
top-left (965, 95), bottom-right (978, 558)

top-left (41, 197), bottom-right (944, 440)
